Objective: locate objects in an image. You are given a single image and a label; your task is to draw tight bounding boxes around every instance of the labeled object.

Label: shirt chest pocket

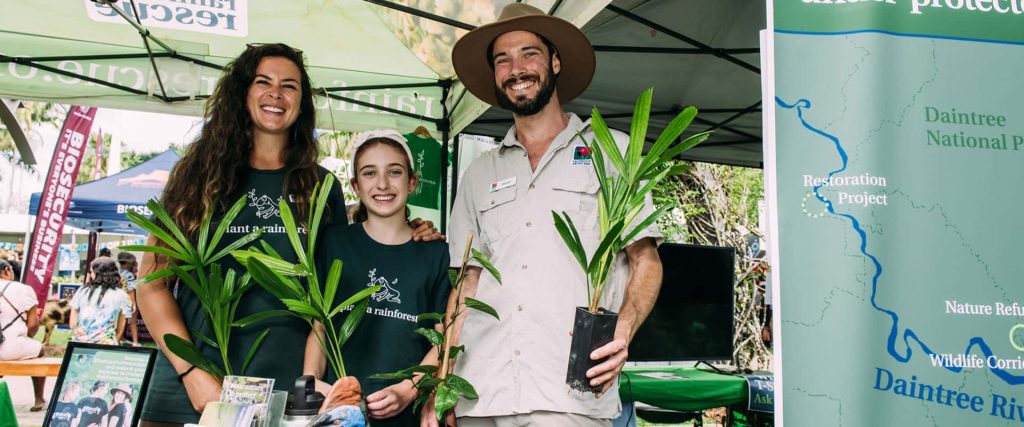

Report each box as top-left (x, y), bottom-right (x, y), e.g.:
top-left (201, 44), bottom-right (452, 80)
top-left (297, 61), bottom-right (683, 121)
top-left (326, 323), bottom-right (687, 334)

top-left (475, 187), bottom-right (518, 242)
top-left (550, 178), bottom-right (600, 234)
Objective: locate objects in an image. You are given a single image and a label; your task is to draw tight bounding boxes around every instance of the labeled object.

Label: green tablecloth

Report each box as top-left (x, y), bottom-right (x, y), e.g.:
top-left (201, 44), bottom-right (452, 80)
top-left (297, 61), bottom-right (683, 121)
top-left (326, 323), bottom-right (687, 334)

top-left (0, 380), bottom-right (16, 427)
top-left (618, 366), bottom-right (748, 413)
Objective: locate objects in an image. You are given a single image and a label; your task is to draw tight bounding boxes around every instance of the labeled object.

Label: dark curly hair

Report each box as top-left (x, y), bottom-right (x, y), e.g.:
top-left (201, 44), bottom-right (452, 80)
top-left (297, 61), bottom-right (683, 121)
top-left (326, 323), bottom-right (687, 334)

top-left (161, 43), bottom-right (320, 239)
top-left (83, 257), bottom-right (122, 303)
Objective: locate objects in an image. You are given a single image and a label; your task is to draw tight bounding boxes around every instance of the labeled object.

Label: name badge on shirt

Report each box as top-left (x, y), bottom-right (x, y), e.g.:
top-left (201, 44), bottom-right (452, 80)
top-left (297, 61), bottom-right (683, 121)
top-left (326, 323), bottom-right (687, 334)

top-left (489, 176), bottom-right (517, 192)
top-left (571, 145), bottom-right (593, 166)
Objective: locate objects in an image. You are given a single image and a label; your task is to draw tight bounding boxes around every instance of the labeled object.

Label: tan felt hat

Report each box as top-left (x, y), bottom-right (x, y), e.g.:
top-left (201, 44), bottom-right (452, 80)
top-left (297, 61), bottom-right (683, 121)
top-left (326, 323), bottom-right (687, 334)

top-left (452, 3), bottom-right (595, 108)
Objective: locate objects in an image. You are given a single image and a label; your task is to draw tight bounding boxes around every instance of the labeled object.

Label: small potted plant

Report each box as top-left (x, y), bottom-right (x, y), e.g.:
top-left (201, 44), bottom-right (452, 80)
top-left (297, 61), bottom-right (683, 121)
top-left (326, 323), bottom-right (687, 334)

top-left (122, 196), bottom-right (269, 379)
top-left (231, 175), bottom-right (379, 418)
top-left (369, 234), bottom-right (501, 423)
top-left (553, 88), bottom-right (708, 392)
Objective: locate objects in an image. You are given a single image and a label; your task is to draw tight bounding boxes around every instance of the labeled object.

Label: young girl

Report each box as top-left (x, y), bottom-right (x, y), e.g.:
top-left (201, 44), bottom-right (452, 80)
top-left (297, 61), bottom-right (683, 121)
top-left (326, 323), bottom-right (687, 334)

top-left (307, 130), bottom-right (450, 426)
top-left (70, 257), bottom-right (132, 345)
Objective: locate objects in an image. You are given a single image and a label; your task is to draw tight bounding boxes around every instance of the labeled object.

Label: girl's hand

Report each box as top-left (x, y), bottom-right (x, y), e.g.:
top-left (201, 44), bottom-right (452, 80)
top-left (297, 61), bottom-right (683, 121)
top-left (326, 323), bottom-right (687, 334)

top-left (366, 380), bottom-right (418, 419)
top-left (409, 218), bottom-right (445, 242)
top-left (182, 369), bottom-right (222, 413)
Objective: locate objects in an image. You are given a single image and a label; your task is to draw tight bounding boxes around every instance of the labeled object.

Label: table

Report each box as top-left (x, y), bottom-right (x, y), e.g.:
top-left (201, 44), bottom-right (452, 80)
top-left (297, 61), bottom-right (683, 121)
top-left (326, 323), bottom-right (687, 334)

top-left (618, 366), bottom-right (749, 413)
top-left (0, 357), bottom-right (62, 377)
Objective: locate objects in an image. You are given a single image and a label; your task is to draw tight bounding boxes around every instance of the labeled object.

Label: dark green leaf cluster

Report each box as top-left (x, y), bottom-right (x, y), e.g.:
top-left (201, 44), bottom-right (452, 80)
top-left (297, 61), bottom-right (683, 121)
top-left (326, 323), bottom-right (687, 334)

top-left (552, 88), bottom-right (709, 312)
top-left (231, 175), bottom-right (378, 379)
top-left (121, 196), bottom-right (269, 378)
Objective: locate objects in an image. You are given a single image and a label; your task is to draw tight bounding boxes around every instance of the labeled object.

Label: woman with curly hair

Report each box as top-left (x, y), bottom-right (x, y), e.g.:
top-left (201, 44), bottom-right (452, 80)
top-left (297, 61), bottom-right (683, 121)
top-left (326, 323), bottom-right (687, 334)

top-left (137, 43), bottom-right (438, 426)
top-left (70, 257), bottom-right (132, 345)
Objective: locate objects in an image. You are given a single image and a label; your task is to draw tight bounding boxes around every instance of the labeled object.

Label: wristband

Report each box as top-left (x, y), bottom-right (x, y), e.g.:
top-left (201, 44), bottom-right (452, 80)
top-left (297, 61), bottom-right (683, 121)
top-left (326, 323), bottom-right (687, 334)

top-left (177, 366), bottom-right (197, 382)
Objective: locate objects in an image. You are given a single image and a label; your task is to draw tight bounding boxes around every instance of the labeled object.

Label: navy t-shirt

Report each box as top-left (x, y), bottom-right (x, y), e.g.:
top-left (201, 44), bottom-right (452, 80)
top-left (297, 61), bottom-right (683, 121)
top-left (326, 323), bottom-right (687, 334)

top-left (318, 223), bottom-right (450, 426)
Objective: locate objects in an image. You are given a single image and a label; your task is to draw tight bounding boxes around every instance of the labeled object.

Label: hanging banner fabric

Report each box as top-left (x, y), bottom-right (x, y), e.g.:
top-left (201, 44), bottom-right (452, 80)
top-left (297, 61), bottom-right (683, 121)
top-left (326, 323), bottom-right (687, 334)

top-left (768, 1), bottom-right (1024, 426)
top-left (25, 106), bottom-right (97, 308)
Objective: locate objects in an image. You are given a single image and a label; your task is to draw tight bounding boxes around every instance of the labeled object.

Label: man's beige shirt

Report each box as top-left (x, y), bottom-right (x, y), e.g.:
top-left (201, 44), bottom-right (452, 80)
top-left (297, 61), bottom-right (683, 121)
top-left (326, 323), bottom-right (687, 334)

top-left (448, 113), bottom-right (662, 419)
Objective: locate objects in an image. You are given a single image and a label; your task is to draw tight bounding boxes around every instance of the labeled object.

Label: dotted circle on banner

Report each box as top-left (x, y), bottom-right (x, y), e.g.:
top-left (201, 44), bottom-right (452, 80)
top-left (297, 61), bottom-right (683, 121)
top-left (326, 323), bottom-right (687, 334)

top-left (801, 191), bottom-right (828, 219)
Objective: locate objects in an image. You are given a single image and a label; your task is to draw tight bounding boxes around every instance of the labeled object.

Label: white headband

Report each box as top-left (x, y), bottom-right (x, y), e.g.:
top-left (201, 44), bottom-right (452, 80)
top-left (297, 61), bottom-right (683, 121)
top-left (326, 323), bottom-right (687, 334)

top-left (352, 129), bottom-right (415, 174)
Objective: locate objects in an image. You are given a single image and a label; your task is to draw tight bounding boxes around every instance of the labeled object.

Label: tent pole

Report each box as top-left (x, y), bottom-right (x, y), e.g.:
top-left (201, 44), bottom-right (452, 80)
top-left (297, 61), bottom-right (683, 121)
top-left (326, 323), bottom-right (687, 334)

top-left (19, 214), bottom-right (32, 282)
top-left (439, 81), bottom-right (452, 233)
top-left (450, 133), bottom-right (460, 212)
top-left (362, 0), bottom-right (475, 30)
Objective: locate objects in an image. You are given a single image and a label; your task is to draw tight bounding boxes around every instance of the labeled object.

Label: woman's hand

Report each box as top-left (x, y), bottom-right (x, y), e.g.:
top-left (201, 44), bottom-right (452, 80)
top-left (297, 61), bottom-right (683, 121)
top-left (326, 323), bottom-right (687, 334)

top-left (182, 369), bottom-right (222, 414)
top-left (366, 380), bottom-right (418, 419)
top-left (409, 218), bottom-right (445, 242)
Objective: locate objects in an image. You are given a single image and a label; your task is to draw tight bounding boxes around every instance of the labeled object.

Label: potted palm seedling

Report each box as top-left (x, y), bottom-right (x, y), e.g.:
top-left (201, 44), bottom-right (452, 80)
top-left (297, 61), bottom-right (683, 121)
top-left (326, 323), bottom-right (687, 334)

top-left (554, 88), bottom-right (709, 392)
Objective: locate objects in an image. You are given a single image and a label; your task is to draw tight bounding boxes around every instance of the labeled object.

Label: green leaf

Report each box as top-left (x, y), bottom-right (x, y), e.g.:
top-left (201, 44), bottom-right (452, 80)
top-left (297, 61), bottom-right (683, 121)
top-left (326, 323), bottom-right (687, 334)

top-left (124, 208), bottom-right (189, 258)
top-left (368, 371), bottom-right (415, 380)
top-left (205, 195), bottom-right (249, 259)
top-left (241, 329), bottom-right (270, 375)
top-left (445, 374), bottom-right (478, 399)
top-left (413, 388), bottom-right (432, 412)
top-left (323, 259), bottom-right (342, 309)
top-left (240, 256), bottom-right (302, 301)
top-left (621, 204), bottom-right (672, 246)
top-left (339, 299), bottom-right (371, 344)
top-left (147, 199), bottom-right (198, 262)
top-left (447, 345), bottom-right (465, 360)
top-left (189, 329), bottom-right (218, 349)
top-left (417, 312), bottom-right (444, 322)
top-left (118, 244), bottom-right (189, 263)
top-left (139, 266), bottom-right (188, 285)
top-left (259, 240), bottom-right (282, 258)
top-left (552, 211), bottom-right (588, 272)
top-left (233, 250), bottom-right (303, 276)
top-left (659, 130), bottom-right (711, 165)
top-left (588, 219), bottom-right (626, 276)
top-left (276, 198), bottom-right (308, 266)
top-left (666, 163), bottom-right (692, 177)
top-left (282, 299), bottom-right (321, 318)
top-left (640, 106), bottom-right (698, 175)
top-left (626, 88), bottom-right (653, 178)
top-left (208, 227), bottom-right (263, 265)
top-left (164, 334), bottom-right (225, 379)
top-left (307, 178), bottom-right (334, 263)
top-left (470, 249), bottom-right (501, 285)
top-left (415, 327), bottom-right (445, 346)
top-left (415, 376), bottom-right (443, 390)
top-left (464, 297), bottom-right (499, 321)
top-left (589, 109), bottom-right (627, 177)
top-left (231, 310), bottom-right (290, 328)
top-left (330, 285), bottom-right (381, 317)
top-left (434, 383), bottom-right (458, 423)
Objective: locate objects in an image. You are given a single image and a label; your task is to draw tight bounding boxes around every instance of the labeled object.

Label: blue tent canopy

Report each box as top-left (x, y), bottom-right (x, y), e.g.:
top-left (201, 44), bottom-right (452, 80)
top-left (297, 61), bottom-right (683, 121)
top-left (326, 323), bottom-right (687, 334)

top-left (29, 149), bottom-right (179, 235)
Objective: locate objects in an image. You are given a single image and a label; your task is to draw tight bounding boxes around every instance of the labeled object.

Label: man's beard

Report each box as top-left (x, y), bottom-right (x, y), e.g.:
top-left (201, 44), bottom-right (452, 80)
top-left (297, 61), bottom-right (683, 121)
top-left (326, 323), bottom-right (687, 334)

top-left (495, 69), bottom-right (557, 116)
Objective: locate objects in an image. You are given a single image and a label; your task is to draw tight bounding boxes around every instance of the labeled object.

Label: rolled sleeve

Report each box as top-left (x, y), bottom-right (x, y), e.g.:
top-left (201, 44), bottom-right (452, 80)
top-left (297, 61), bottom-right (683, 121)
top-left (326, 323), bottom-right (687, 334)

top-left (447, 163), bottom-right (486, 269)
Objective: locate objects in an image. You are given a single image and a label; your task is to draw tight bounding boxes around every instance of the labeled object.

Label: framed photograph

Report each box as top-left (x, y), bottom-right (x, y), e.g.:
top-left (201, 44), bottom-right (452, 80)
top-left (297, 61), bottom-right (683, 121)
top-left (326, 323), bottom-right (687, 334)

top-left (43, 342), bottom-right (157, 427)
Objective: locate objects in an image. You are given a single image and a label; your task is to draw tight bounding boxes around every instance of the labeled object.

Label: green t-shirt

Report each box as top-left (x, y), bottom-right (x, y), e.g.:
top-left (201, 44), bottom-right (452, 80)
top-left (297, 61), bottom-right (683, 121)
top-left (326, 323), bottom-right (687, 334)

top-left (142, 166), bottom-right (346, 424)
top-left (404, 133), bottom-right (441, 209)
top-left (318, 223), bottom-right (450, 427)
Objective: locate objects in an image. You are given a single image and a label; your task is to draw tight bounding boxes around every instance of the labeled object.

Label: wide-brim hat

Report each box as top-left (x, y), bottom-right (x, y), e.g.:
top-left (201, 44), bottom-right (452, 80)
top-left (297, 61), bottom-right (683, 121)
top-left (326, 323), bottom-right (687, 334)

top-left (110, 384), bottom-right (133, 399)
top-left (452, 3), bottom-right (595, 108)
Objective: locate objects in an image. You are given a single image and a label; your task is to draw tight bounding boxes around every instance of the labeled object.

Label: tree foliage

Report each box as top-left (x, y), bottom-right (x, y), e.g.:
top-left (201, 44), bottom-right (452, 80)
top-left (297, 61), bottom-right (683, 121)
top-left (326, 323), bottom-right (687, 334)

top-left (653, 163), bottom-right (771, 369)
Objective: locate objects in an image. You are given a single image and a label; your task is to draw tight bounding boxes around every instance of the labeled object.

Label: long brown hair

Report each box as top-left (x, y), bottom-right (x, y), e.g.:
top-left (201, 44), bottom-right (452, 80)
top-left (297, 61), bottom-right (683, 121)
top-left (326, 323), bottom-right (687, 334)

top-left (350, 137), bottom-right (414, 223)
top-left (162, 43), bottom-right (320, 239)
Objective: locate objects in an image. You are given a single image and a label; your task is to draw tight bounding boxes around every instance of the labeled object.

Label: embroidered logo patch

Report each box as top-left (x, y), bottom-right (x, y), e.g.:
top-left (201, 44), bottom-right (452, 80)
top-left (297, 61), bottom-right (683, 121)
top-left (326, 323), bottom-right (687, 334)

top-left (572, 146), bottom-right (592, 165)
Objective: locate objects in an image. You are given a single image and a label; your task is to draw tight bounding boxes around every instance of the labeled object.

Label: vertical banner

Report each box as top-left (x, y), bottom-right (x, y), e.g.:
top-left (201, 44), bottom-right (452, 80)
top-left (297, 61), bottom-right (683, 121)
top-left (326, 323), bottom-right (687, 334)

top-left (768, 1), bottom-right (1024, 426)
top-left (25, 106), bottom-right (97, 307)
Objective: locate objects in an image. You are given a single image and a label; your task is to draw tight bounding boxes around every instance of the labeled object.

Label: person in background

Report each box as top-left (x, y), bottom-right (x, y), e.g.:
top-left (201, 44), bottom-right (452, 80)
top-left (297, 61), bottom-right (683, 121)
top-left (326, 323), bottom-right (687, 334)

top-left (52, 380), bottom-right (83, 427)
top-left (69, 257), bottom-right (132, 345)
top-left (106, 384), bottom-right (133, 427)
top-left (116, 252), bottom-right (140, 346)
top-left (0, 258), bottom-right (46, 411)
top-left (77, 381), bottom-right (110, 427)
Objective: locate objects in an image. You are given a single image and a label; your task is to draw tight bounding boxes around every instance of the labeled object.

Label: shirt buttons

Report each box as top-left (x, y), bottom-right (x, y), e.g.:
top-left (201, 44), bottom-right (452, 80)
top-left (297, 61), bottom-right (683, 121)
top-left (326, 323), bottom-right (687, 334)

top-left (517, 304), bottom-right (523, 312)
top-left (514, 350), bottom-right (521, 356)
top-left (521, 264), bottom-right (528, 270)
top-left (525, 221), bottom-right (532, 228)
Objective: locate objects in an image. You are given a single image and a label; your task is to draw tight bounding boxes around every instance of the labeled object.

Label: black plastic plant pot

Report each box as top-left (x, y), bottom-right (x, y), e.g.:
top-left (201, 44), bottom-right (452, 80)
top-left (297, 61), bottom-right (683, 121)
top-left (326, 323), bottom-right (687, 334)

top-left (566, 306), bottom-right (618, 393)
